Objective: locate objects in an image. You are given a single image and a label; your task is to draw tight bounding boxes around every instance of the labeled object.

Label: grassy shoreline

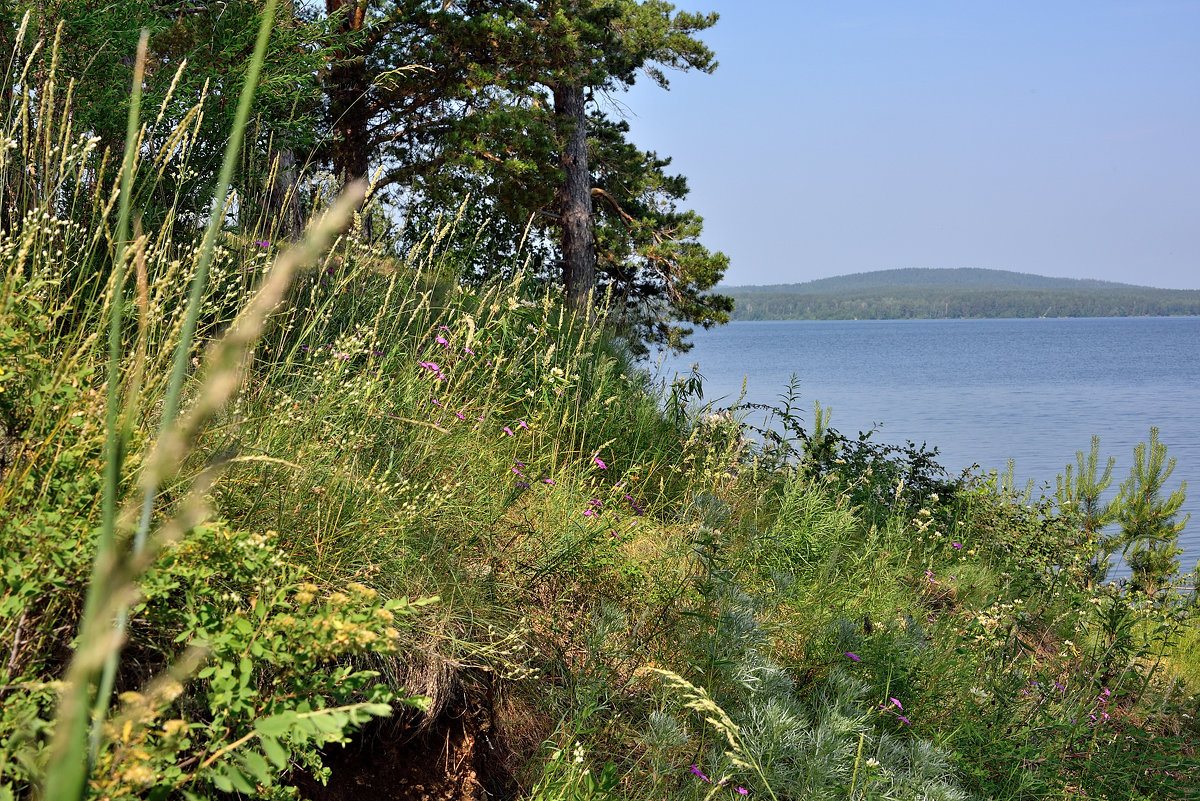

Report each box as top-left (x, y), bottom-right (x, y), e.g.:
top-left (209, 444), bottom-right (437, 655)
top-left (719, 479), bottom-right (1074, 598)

top-left (2, 47), bottom-right (1198, 801)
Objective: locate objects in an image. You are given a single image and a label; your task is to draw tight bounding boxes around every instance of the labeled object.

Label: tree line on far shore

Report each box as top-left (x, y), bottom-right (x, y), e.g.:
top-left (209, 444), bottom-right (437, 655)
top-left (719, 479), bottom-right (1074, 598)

top-left (726, 286), bottom-right (1200, 321)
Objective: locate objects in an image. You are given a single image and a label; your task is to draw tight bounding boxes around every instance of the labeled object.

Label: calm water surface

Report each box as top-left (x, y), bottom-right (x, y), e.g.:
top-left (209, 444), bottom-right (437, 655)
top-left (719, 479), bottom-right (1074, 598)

top-left (658, 317), bottom-right (1200, 568)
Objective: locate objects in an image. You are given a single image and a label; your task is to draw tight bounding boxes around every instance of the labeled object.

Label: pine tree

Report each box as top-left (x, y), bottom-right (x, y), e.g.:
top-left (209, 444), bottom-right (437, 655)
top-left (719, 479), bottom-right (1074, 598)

top-left (1056, 436), bottom-right (1121, 583)
top-left (1115, 428), bottom-right (1188, 596)
top-left (314, 0), bottom-right (731, 351)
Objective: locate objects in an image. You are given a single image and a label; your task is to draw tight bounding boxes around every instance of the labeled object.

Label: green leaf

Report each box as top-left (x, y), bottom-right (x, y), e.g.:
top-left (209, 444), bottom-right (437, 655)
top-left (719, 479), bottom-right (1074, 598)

top-left (211, 771), bottom-right (233, 793)
top-left (261, 735), bottom-right (289, 770)
top-left (309, 710), bottom-right (349, 735)
top-left (238, 750), bottom-right (272, 782)
top-left (228, 765), bottom-right (255, 794)
top-left (254, 711), bottom-right (299, 737)
top-left (360, 702), bottom-right (395, 718)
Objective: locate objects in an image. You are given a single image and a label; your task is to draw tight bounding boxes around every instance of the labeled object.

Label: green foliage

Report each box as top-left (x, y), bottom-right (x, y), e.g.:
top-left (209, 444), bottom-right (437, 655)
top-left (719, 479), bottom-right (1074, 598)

top-left (13, 0), bottom-right (328, 222)
top-left (727, 285), bottom-right (1200, 320)
top-left (1116, 427), bottom-right (1189, 596)
top-left (2, 24), bottom-right (1197, 801)
top-left (1056, 435), bottom-right (1121, 582)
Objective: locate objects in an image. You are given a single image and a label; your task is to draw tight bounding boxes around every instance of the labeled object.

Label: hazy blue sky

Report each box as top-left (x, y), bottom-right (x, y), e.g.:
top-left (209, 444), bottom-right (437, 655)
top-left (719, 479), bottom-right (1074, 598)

top-left (615, 1), bottom-right (1199, 288)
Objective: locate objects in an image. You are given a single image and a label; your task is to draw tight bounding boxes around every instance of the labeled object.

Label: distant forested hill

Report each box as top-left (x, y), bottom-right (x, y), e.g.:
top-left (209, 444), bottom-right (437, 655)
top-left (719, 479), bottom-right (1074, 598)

top-left (722, 268), bottom-right (1200, 320)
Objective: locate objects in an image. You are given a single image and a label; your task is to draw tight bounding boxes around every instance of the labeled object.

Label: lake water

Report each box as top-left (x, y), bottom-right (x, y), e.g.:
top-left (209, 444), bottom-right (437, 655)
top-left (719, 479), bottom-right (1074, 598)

top-left (656, 317), bottom-right (1200, 571)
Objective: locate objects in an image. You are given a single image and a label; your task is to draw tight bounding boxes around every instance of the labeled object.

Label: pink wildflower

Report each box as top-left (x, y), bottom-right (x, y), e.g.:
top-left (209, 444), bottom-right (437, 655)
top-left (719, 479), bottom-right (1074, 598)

top-left (593, 456), bottom-right (607, 469)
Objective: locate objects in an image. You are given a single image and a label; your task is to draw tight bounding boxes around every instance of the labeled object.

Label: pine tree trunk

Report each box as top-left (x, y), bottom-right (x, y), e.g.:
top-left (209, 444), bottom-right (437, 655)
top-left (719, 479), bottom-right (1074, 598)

top-left (326, 0), bottom-right (370, 185)
top-left (554, 81), bottom-right (596, 312)
top-left (266, 146), bottom-right (303, 240)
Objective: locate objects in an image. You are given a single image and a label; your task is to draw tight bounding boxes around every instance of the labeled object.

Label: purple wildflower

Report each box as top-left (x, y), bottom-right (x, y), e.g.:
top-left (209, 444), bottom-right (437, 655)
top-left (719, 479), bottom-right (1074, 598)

top-left (518, 419), bottom-right (529, 429)
top-left (455, 412), bottom-right (465, 420)
top-left (512, 468), bottom-right (525, 477)
top-left (543, 478), bottom-right (555, 485)
top-left (436, 336), bottom-right (450, 348)
top-left (896, 715), bottom-right (911, 725)
top-left (688, 765), bottom-right (711, 783)
top-left (952, 542), bottom-right (963, 549)
top-left (890, 697), bottom-right (903, 710)
top-left (254, 240), bottom-right (270, 247)
top-left (583, 509), bottom-right (598, 517)
top-left (463, 346), bottom-right (476, 355)
top-left (515, 481), bottom-right (530, 489)
top-left (736, 788), bottom-right (748, 796)
top-left (844, 652), bottom-right (861, 662)
top-left (503, 427), bottom-right (514, 436)
top-left (593, 456), bottom-right (607, 469)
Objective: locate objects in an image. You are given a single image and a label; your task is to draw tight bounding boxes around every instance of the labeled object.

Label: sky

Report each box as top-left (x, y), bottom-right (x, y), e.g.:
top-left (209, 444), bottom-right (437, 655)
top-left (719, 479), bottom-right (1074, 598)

top-left (614, 1), bottom-right (1200, 289)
